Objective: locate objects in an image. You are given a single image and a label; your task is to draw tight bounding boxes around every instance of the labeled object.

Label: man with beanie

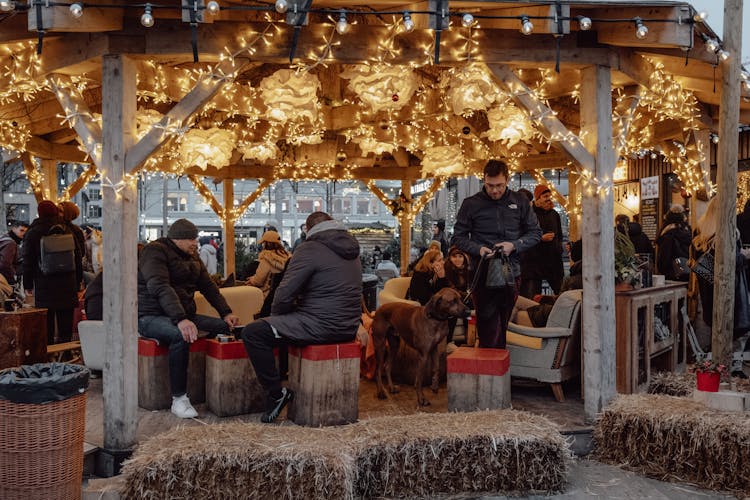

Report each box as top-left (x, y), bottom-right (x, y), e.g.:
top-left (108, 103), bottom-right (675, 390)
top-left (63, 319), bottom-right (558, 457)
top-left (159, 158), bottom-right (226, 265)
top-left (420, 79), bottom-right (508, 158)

top-left (0, 220), bottom-right (28, 285)
top-left (138, 218), bottom-right (239, 418)
top-left (452, 160), bottom-right (542, 349)
top-left (23, 200), bottom-right (78, 344)
top-left (242, 211), bottom-right (362, 423)
top-left (519, 184), bottom-right (564, 298)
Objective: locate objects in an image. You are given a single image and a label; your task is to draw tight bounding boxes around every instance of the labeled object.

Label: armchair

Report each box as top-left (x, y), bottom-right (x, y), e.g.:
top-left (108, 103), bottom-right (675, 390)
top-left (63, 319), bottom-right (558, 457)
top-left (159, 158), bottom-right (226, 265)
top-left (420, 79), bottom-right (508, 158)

top-left (507, 289), bottom-right (582, 402)
top-left (194, 285), bottom-right (264, 326)
top-left (378, 277), bottom-right (419, 307)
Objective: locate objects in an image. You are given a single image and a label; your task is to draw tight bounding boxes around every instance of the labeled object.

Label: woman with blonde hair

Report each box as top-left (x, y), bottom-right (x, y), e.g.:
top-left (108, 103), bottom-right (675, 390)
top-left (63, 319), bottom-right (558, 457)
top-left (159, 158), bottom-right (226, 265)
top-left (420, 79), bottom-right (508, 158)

top-left (407, 248), bottom-right (450, 305)
top-left (246, 230), bottom-right (291, 299)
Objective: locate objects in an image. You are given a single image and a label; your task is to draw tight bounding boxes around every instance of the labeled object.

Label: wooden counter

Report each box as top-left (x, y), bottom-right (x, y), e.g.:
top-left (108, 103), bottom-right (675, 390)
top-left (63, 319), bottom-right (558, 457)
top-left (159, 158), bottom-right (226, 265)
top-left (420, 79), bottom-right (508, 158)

top-left (615, 282), bottom-right (687, 394)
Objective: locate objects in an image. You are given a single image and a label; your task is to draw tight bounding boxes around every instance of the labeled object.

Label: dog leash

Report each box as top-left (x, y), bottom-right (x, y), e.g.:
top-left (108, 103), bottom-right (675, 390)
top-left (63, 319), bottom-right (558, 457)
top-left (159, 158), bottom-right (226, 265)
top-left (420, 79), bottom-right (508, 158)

top-left (463, 253), bottom-right (493, 303)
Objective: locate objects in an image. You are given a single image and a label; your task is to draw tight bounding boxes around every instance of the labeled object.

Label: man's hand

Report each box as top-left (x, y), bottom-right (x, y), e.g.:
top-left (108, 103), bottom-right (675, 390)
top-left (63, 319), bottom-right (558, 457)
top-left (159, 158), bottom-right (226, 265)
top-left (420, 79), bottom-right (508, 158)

top-left (480, 246), bottom-right (494, 257)
top-left (541, 232), bottom-right (555, 242)
top-left (177, 319), bottom-right (199, 343)
top-left (494, 241), bottom-right (515, 256)
top-left (223, 313), bottom-right (240, 328)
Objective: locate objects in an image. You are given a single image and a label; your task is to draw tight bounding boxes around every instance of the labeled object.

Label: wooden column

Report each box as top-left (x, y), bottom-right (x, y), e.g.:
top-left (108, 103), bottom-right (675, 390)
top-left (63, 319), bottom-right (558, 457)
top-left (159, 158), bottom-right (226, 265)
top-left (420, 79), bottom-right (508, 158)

top-left (568, 170), bottom-right (580, 241)
top-left (223, 179), bottom-right (235, 278)
top-left (400, 180), bottom-right (412, 275)
top-left (40, 159), bottom-right (58, 202)
top-left (580, 65), bottom-right (617, 421)
top-left (713, 0), bottom-right (743, 370)
top-left (101, 54), bottom-right (138, 469)
top-left (689, 129), bottom-right (712, 320)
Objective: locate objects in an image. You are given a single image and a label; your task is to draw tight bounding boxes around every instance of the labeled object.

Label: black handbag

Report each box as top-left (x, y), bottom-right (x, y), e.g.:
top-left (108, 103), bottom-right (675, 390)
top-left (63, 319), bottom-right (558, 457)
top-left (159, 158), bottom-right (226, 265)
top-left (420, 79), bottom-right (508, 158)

top-left (691, 251), bottom-right (714, 284)
top-left (672, 257), bottom-right (690, 281)
top-left (485, 253), bottom-right (515, 289)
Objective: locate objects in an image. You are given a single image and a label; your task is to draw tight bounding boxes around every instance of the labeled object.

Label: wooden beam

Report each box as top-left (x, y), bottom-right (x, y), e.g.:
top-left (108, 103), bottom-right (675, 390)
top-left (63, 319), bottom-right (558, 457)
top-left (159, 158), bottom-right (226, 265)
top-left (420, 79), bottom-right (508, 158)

top-left (187, 174), bottom-right (225, 219)
top-left (222, 179), bottom-right (236, 278)
top-left (100, 54), bottom-right (138, 462)
top-left (28, 2), bottom-right (123, 32)
top-left (25, 136), bottom-right (89, 163)
top-left (231, 178), bottom-right (273, 220)
top-left (580, 64), bottom-right (616, 422)
top-left (183, 164), bottom-right (423, 181)
top-left (40, 159), bottom-right (58, 202)
top-left (49, 77), bottom-right (103, 166)
top-left (399, 180), bottom-right (412, 275)
top-left (475, 4), bottom-right (570, 34)
top-left (21, 152), bottom-right (45, 203)
top-left (61, 163), bottom-right (97, 201)
top-left (591, 6), bottom-right (693, 48)
top-left (486, 63), bottom-right (595, 172)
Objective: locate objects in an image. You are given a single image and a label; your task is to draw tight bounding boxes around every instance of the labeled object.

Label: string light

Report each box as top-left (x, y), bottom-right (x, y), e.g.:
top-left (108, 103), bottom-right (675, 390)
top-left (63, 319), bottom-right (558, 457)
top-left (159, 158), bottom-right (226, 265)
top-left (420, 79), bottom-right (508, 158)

top-left (0, 0), bottom-right (12, 12)
top-left (578, 16), bottom-right (592, 31)
top-left (274, 0), bottom-right (287, 14)
top-left (402, 12), bottom-right (414, 32)
top-left (69, 2), bottom-right (83, 18)
top-left (336, 11), bottom-right (349, 35)
top-left (206, 1), bottom-right (220, 15)
top-left (718, 49), bottom-right (730, 61)
top-left (141, 4), bottom-right (154, 28)
top-left (693, 11), bottom-right (708, 23)
top-left (634, 18), bottom-right (648, 39)
top-left (520, 16), bottom-right (533, 35)
top-left (461, 13), bottom-right (474, 28)
top-left (703, 37), bottom-right (719, 54)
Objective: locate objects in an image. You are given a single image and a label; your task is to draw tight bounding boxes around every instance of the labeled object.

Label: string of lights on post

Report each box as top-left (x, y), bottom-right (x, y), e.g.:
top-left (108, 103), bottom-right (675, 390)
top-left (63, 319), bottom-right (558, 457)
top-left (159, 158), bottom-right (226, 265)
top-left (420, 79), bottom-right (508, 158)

top-left (0, 0), bottom-right (730, 66)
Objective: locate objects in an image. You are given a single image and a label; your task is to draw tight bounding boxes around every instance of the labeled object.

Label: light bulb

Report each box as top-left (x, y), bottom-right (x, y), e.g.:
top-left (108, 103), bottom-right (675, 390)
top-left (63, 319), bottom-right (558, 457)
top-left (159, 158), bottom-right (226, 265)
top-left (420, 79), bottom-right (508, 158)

top-left (206, 0), bottom-right (219, 15)
top-left (718, 49), bottom-right (730, 61)
top-left (402, 12), bottom-right (414, 32)
top-left (336, 11), bottom-right (348, 35)
top-left (578, 16), bottom-right (592, 31)
top-left (141, 4), bottom-right (154, 27)
top-left (712, 134), bottom-right (719, 144)
top-left (520, 16), bottom-right (533, 35)
top-left (275, 0), bottom-right (287, 13)
top-left (693, 11), bottom-right (708, 23)
top-left (705, 38), bottom-right (719, 53)
top-left (69, 2), bottom-right (83, 17)
top-left (744, 80), bottom-right (750, 92)
top-left (0, 0), bottom-right (13, 11)
top-left (634, 19), bottom-right (648, 39)
top-left (461, 13), bottom-right (474, 27)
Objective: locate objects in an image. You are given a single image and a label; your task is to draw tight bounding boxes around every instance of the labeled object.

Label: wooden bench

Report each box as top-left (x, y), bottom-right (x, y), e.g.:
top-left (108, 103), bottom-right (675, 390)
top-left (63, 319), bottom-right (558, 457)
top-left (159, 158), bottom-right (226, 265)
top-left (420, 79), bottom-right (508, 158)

top-left (137, 337), bottom-right (207, 410)
top-left (447, 347), bottom-right (511, 411)
top-left (287, 341), bottom-right (360, 426)
top-left (47, 341), bottom-right (82, 364)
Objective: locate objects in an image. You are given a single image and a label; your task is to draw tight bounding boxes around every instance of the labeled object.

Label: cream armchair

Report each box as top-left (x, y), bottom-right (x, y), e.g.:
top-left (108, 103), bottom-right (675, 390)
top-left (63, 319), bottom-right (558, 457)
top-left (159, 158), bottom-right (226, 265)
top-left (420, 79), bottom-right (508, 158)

top-left (378, 277), bottom-right (419, 307)
top-left (194, 285), bottom-right (264, 326)
top-left (506, 289), bottom-right (583, 402)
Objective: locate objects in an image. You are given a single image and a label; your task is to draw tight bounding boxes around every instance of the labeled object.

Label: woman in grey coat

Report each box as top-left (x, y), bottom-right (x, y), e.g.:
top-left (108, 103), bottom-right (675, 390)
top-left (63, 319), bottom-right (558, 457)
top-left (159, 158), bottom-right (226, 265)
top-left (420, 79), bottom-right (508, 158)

top-left (241, 211), bottom-right (362, 423)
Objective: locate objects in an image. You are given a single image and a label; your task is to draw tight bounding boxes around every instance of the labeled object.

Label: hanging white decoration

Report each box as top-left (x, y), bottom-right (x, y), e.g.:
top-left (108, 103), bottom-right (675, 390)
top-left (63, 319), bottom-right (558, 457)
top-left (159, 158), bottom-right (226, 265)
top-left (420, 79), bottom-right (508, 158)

top-left (238, 141), bottom-right (280, 162)
top-left (350, 135), bottom-right (396, 155)
top-left (421, 145), bottom-right (466, 178)
top-left (340, 64), bottom-right (418, 113)
top-left (178, 128), bottom-right (235, 170)
top-left (483, 104), bottom-right (534, 148)
top-left (287, 133), bottom-right (324, 146)
top-left (135, 108), bottom-right (164, 140)
top-left (259, 69), bottom-right (321, 124)
top-left (441, 64), bottom-right (498, 115)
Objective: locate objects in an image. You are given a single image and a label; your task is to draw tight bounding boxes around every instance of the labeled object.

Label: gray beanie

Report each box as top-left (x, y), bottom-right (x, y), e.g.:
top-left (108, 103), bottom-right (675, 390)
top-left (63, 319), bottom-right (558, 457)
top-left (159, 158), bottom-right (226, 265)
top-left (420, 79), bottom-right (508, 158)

top-left (168, 219), bottom-right (199, 240)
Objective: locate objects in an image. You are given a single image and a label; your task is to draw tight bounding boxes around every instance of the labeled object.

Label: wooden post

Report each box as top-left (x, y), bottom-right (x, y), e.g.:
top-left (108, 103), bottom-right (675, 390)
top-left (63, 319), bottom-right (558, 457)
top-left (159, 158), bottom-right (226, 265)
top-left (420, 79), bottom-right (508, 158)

top-left (40, 159), bottom-right (58, 202)
top-left (579, 65), bottom-right (617, 422)
top-left (713, 0), bottom-right (743, 370)
top-left (100, 54), bottom-right (138, 474)
top-left (568, 170), bottom-right (580, 241)
top-left (689, 129), bottom-right (711, 320)
top-left (400, 180), bottom-right (412, 275)
top-left (223, 179), bottom-right (235, 278)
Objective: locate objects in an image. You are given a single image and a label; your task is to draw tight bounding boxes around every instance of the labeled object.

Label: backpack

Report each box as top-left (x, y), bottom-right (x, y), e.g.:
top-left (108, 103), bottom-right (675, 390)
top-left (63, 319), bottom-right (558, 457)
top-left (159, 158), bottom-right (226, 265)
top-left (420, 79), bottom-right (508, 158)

top-left (39, 224), bottom-right (75, 275)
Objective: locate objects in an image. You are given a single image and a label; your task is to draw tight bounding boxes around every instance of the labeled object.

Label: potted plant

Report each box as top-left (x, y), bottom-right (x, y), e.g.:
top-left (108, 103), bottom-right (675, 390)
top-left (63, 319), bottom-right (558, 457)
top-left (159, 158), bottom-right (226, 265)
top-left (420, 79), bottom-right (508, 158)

top-left (693, 359), bottom-right (727, 392)
top-left (614, 230), bottom-right (639, 291)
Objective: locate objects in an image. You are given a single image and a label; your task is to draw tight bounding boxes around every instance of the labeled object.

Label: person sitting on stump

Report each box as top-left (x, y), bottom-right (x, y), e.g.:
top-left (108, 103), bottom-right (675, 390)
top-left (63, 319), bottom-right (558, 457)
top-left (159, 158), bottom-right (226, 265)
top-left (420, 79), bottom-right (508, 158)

top-left (138, 218), bottom-right (239, 419)
top-left (242, 211), bottom-right (362, 423)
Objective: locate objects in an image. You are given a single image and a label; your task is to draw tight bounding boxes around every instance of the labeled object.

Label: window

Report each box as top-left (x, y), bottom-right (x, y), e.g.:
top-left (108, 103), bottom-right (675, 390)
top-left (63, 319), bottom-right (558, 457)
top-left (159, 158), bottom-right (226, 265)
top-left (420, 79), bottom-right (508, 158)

top-left (167, 194), bottom-right (188, 212)
top-left (88, 205), bottom-right (102, 218)
top-left (88, 188), bottom-right (101, 201)
top-left (297, 200), bottom-right (314, 213)
top-left (357, 200), bottom-right (369, 215)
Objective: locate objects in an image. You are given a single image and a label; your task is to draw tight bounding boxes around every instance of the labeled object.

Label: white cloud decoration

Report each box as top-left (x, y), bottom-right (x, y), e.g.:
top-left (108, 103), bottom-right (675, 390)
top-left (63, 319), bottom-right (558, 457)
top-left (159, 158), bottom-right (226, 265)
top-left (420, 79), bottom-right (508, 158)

top-left (340, 64), bottom-right (418, 113)
top-left (441, 64), bottom-right (498, 115)
top-left (350, 135), bottom-right (395, 155)
top-left (259, 69), bottom-right (321, 124)
top-left (178, 128), bottom-right (236, 170)
top-left (483, 104), bottom-right (534, 148)
top-left (238, 142), bottom-right (280, 162)
top-left (421, 145), bottom-right (467, 178)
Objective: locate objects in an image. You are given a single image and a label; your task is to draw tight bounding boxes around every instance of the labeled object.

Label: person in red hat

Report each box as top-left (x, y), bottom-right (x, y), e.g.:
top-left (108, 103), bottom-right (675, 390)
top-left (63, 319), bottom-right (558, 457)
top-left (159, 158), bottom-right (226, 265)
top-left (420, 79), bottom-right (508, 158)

top-left (519, 184), bottom-right (564, 298)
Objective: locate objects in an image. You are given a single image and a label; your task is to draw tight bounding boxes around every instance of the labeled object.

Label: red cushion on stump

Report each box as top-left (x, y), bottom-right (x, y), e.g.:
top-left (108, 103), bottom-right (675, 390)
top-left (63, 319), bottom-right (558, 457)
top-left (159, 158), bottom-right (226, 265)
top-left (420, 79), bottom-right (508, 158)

top-left (447, 347), bottom-right (509, 376)
top-left (288, 341), bottom-right (360, 361)
top-left (138, 337), bottom-right (207, 356)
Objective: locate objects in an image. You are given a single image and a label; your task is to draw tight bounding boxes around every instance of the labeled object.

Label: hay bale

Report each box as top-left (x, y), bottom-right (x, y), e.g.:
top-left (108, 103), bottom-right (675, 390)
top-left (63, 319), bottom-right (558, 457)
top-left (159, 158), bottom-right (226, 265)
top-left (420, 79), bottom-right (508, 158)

top-left (346, 410), bottom-right (569, 497)
top-left (121, 424), bottom-right (356, 500)
top-left (647, 371), bottom-right (694, 397)
top-left (594, 394), bottom-right (750, 496)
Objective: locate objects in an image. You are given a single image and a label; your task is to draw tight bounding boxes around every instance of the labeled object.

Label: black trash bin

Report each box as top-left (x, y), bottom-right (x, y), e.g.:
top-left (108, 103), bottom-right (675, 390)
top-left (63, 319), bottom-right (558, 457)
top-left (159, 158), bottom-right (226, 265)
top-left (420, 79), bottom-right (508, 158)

top-left (0, 363), bottom-right (90, 500)
top-left (362, 273), bottom-right (378, 312)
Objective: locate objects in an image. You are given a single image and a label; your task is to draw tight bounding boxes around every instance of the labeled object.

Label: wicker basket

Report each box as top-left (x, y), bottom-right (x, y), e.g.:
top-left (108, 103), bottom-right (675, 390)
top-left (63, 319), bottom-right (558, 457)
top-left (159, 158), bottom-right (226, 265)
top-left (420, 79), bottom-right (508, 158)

top-left (0, 392), bottom-right (87, 500)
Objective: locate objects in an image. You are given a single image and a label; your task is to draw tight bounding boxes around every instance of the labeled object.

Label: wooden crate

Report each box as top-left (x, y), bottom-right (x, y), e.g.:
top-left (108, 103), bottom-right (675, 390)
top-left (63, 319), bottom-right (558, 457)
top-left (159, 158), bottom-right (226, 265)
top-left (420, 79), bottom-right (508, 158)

top-left (0, 308), bottom-right (48, 370)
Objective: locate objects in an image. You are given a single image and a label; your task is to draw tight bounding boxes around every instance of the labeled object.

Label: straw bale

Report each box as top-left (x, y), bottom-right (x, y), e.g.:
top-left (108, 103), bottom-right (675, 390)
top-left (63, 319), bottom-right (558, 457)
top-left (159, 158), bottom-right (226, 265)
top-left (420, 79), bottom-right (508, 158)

top-left (647, 371), bottom-right (694, 397)
top-left (594, 394), bottom-right (750, 496)
top-left (345, 410), bottom-right (569, 497)
top-left (121, 423), bottom-right (357, 500)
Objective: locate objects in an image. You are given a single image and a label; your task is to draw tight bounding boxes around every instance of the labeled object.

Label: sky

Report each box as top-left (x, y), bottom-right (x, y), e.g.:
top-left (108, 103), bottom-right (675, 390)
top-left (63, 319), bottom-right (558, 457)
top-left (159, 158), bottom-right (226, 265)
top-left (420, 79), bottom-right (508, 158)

top-left (688, 0), bottom-right (750, 64)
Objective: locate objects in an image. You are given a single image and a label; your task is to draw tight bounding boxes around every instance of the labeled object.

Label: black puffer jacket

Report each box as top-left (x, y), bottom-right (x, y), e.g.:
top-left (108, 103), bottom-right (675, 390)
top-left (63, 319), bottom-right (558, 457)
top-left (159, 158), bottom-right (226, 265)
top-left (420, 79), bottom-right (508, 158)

top-left (22, 215), bottom-right (79, 309)
top-left (520, 204), bottom-right (563, 280)
top-left (265, 220), bottom-right (362, 343)
top-left (656, 223), bottom-right (691, 280)
top-left (138, 238), bottom-right (231, 323)
top-left (451, 188), bottom-right (542, 277)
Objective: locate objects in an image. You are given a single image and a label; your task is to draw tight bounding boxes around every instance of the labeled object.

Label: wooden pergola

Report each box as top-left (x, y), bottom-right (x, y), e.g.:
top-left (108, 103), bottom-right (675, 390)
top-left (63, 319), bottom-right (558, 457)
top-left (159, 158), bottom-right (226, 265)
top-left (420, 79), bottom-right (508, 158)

top-left (0, 0), bottom-right (745, 474)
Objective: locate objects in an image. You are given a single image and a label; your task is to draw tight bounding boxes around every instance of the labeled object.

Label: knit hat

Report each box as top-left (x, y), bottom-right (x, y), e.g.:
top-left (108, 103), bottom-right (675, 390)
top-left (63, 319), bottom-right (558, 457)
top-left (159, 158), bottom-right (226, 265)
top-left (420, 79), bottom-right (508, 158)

top-left (167, 218), bottom-right (199, 240)
top-left (37, 200), bottom-right (59, 218)
top-left (534, 184), bottom-right (551, 200)
top-left (260, 230), bottom-right (281, 244)
top-left (59, 201), bottom-right (80, 222)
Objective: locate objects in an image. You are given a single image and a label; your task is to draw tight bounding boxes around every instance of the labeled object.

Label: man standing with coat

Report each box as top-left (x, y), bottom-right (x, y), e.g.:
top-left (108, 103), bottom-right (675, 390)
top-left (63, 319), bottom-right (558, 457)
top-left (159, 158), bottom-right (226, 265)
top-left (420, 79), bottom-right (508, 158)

top-left (138, 218), bottom-right (239, 418)
top-left (452, 160), bottom-right (542, 349)
top-left (242, 211), bottom-right (362, 423)
top-left (519, 185), bottom-right (564, 298)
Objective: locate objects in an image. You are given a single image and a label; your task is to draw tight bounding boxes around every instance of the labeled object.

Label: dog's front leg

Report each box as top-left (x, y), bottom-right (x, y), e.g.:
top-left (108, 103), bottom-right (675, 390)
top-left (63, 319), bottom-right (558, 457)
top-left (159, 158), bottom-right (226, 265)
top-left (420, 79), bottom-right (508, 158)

top-left (430, 346), bottom-right (440, 393)
top-left (414, 355), bottom-right (430, 406)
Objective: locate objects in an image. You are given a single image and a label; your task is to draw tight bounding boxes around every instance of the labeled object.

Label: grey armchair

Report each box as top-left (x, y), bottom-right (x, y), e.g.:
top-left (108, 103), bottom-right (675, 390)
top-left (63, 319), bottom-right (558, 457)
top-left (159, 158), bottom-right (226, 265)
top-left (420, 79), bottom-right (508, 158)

top-left (507, 289), bottom-right (582, 402)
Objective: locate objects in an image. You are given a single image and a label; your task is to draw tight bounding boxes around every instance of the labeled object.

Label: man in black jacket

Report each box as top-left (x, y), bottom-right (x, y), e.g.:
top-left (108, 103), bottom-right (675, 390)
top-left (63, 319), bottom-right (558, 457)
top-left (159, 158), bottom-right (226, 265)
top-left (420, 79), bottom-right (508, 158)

top-left (138, 218), bottom-right (239, 418)
top-left (0, 220), bottom-right (28, 285)
top-left (519, 185), bottom-right (564, 298)
top-left (452, 160), bottom-right (542, 349)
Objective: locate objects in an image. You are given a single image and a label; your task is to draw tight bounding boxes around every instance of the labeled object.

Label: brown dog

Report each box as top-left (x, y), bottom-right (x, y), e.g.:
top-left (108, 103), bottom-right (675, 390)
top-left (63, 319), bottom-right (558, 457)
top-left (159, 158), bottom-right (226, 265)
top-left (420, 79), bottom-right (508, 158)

top-left (372, 287), bottom-right (471, 406)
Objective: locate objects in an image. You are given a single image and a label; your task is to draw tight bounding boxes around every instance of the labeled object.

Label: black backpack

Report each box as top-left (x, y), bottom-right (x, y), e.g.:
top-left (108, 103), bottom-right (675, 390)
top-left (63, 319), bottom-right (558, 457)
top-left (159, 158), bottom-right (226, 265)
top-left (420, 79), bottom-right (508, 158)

top-left (39, 224), bottom-right (75, 275)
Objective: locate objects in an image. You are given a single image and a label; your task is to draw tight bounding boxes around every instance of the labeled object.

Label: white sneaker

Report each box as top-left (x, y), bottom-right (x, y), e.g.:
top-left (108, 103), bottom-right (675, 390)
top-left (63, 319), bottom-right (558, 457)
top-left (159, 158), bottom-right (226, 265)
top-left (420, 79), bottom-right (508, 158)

top-left (446, 342), bottom-right (458, 354)
top-left (171, 395), bottom-right (198, 419)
